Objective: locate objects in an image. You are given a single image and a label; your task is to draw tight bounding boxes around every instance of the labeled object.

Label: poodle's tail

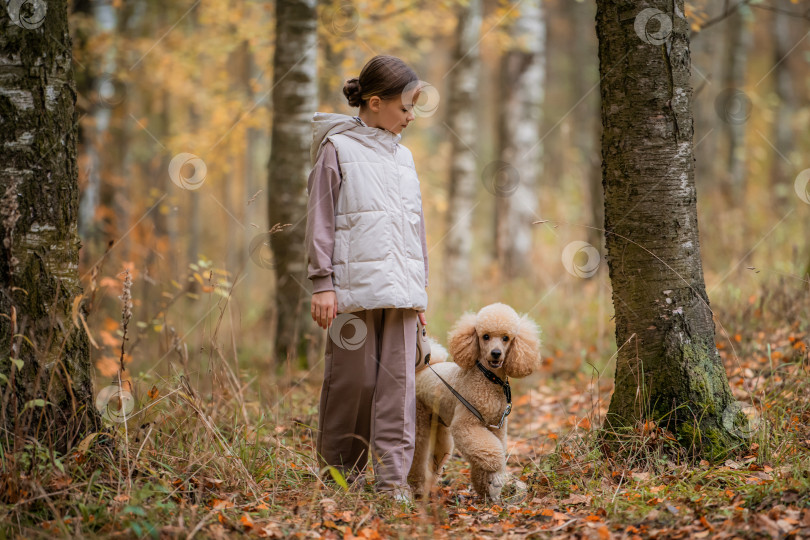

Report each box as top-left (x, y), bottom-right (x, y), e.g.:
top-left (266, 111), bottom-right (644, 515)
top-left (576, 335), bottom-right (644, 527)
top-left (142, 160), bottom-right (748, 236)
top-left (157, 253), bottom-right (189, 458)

top-left (416, 337), bottom-right (449, 373)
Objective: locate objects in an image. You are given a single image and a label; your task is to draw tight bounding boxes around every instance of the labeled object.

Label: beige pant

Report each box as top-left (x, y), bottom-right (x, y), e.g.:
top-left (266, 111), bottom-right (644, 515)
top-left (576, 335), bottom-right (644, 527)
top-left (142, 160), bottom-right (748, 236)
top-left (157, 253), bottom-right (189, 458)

top-left (316, 307), bottom-right (418, 492)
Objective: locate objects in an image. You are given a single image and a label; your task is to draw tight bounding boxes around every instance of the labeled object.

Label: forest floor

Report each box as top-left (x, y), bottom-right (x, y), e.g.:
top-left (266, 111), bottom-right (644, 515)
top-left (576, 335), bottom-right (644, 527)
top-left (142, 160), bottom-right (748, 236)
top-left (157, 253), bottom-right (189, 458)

top-left (2, 283), bottom-right (809, 539)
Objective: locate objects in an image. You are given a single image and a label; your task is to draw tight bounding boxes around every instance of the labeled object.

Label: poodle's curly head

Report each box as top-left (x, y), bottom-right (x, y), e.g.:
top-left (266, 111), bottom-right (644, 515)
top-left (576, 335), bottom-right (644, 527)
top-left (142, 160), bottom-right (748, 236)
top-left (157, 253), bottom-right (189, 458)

top-left (447, 303), bottom-right (542, 378)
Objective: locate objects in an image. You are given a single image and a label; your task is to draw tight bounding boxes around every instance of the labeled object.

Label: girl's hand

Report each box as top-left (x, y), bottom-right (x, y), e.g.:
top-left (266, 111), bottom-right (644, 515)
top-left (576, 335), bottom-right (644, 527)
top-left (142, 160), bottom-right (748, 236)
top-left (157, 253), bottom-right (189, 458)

top-left (312, 291), bottom-right (338, 330)
top-left (418, 311), bottom-right (427, 326)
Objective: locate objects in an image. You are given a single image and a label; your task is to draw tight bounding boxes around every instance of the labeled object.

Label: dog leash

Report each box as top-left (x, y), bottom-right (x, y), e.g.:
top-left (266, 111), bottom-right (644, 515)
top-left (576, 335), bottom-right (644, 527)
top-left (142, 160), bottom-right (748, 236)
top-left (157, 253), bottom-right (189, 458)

top-left (426, 358), bottom-right (512, 430)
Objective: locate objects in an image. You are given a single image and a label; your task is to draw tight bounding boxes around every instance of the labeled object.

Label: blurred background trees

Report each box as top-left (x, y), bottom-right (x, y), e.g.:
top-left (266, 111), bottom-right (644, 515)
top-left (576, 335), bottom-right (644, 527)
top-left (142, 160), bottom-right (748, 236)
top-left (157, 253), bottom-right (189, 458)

top-left (60, 0), bottom-right (809, 400)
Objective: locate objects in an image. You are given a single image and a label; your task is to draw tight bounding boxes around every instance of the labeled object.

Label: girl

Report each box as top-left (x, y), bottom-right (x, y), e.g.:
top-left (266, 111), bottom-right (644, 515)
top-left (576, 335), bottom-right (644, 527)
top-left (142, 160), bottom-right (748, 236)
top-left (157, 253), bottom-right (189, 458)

top-left (304, 55), bottom-right (429, 502)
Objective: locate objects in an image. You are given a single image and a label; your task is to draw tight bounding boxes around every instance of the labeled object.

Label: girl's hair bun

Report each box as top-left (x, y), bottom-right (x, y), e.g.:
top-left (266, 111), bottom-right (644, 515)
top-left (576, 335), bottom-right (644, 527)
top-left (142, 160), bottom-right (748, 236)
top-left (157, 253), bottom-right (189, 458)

top-left (343, 77), bottom-right (364, 107)
top-left (341, 57), bottom-right (419, 109)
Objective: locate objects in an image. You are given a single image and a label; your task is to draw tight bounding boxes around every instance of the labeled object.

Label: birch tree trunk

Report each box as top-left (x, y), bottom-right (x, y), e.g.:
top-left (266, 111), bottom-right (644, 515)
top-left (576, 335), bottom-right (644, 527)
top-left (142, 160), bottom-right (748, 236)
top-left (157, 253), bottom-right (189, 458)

top-left (720, 9), bottom-right (752, 205)
top-left (769, 0), bottom-right (796, 209)
top-left (596, 0), bottom-right (744, 459)
top-left (0, 0), bottom-right (99, 451)
top-left (494, 0), bottom-right (545, 280)
top-left (444, 0), bottom-right (482, 296)
top-left (187, 104), bottom-right (201, 275)
top-left (78, 0), bottom-right (118, 244)
top-left (570, 0), bottom-right (603, 249)
top-left (691, 26), bottom-right (723, 189)
top-left (268, 0), bottom-right (318, 366)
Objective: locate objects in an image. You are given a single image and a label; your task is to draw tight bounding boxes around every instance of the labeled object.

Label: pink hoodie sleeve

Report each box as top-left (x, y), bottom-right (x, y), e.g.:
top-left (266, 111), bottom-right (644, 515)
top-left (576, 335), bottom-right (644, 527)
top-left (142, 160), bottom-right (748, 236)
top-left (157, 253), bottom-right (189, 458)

top-left (305, 140), bottom-right (341, 293)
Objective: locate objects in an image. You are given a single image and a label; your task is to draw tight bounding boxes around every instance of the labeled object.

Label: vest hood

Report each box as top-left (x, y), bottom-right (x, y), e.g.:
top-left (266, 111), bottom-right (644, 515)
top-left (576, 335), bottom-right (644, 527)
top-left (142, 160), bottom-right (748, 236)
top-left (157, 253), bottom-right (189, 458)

top-left (310, 112), bottom-right (402, 166)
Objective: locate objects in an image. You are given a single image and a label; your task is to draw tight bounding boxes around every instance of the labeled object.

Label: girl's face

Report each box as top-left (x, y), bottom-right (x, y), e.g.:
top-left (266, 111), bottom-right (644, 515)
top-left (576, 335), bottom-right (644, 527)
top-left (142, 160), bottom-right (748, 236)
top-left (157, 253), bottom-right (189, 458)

top-left (365, 89), bottom-right (417, 135)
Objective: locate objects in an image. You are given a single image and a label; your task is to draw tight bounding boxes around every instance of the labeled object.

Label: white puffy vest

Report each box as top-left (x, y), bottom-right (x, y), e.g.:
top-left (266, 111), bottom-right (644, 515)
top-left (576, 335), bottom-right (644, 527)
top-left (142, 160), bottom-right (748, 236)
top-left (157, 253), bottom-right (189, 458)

top-left (327, 128), bottom-right (428, 313)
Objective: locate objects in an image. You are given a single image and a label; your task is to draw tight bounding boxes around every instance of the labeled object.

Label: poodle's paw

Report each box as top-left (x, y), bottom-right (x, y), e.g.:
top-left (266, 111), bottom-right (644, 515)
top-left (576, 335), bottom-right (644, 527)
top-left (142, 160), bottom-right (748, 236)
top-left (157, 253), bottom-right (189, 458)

top-left (485, 471), bottom-right (510, 501)
top-left (500, 477), bottom-right (528, 504)
top-left (485, 473), bottom-right (527, 503)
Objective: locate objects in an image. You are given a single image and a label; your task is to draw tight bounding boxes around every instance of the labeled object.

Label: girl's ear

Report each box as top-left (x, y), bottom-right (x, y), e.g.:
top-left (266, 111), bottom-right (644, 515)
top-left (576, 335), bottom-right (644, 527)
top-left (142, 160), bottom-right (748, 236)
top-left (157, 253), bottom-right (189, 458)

top-left (447, 312), bottom-right (479, 370)
top-left (367, 95), bottom-right (381, 112)
top-left (506, 315), bottom-right (542, 378)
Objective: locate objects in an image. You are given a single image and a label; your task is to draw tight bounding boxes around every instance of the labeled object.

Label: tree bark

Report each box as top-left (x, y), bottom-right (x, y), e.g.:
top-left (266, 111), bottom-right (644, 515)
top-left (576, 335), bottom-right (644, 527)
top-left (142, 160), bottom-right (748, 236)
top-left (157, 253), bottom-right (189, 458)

top-left (0, 0), bottom-right (99, 451)
top-left (268, 0), bottom-right (318, 366)
top-left (596, 0), bottom-right (744, 459)
top-left (444, 0), bottom-right (482, 297)
top-left (494, 0), bottom-right (545, 280)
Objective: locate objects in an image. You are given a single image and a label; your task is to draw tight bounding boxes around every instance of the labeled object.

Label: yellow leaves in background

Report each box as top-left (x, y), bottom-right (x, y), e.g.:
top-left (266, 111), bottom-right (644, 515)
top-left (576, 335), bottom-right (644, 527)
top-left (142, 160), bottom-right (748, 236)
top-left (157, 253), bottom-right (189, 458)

top-left (685, 3), bottom-right (711, 33)
top-left (105, 0), bottom-right (272, 189)
top-left (480, 0), bottom-right (522, 58)
top-left (319, 0), bottom-right (459, 77)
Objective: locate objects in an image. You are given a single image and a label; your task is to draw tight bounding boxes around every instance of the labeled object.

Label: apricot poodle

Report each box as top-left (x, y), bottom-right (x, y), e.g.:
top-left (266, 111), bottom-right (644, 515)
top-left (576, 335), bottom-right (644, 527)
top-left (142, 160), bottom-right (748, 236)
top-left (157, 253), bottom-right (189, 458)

top-left (407, 303), bottom-right (542, 501)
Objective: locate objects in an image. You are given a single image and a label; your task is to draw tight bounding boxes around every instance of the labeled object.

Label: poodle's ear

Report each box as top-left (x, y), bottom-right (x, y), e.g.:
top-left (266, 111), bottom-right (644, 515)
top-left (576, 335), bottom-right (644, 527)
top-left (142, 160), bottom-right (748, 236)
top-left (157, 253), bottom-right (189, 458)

top-left (506, 315), bottom-right (542, 378)
top-left (448, 312), bottom-right (479, 370)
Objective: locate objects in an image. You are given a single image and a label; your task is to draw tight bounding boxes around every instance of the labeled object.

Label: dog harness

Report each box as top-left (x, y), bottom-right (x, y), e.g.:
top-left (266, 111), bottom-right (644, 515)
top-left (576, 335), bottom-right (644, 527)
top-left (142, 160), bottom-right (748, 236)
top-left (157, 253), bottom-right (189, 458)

top-left (427, 358), bottom-right (513, 430)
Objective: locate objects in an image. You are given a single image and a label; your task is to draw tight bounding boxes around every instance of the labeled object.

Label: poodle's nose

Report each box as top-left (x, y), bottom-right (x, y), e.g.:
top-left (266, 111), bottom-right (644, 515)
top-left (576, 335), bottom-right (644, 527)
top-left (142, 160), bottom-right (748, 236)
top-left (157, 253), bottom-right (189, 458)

top-left (491, 349), bottom-right (501, 359)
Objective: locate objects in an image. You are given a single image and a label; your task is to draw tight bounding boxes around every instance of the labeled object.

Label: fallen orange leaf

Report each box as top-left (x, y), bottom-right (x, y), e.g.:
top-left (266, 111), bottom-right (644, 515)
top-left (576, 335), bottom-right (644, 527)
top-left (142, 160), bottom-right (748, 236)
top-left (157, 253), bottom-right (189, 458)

top-left (597, 524), bottom-right (610, 540)
top-left (357, 528), bottom-right (382, 539)
top-left (699, 515), bottom-right (715, 532)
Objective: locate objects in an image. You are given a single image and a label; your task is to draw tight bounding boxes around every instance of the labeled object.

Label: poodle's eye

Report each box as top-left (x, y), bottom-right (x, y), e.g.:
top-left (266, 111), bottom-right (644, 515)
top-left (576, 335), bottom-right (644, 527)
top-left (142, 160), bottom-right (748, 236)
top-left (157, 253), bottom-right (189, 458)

top-left (503, 336), bottom-right (509, 342)
top-left (482, 334), bottom-right (490, 341)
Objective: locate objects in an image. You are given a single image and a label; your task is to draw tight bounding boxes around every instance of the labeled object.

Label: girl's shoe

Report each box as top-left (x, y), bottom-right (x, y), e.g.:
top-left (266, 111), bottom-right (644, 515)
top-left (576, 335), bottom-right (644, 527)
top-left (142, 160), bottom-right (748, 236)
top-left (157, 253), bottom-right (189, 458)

top-left (378, 486), bottom-right (414, 508)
